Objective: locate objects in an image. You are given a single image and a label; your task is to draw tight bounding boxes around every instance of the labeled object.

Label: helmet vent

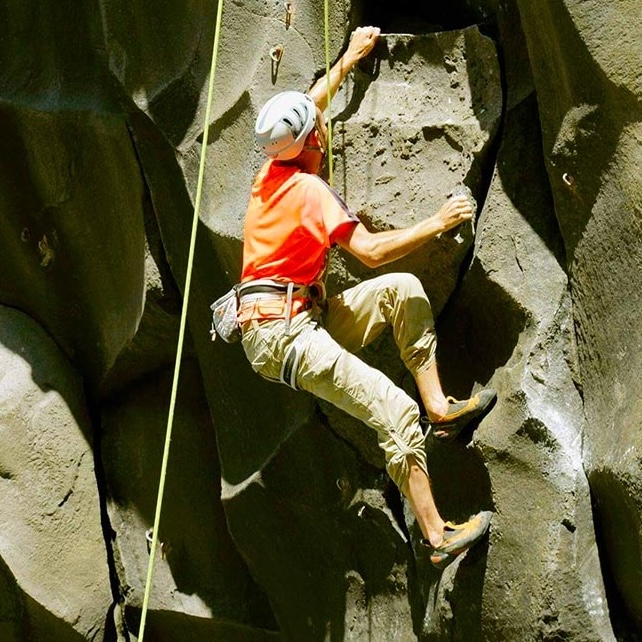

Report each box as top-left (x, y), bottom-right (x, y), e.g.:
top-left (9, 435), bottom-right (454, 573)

top-left (255, 91), bottom-right (316, 160)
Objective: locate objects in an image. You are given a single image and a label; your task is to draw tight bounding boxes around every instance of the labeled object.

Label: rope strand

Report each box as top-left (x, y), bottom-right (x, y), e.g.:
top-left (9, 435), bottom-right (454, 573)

top-left (137, 1), bottom-right (225, 638)
top-left (323, 0), bottom-right (333, 186)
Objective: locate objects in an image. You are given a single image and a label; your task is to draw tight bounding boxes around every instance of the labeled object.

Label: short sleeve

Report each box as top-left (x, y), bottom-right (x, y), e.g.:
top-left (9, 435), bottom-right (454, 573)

top-left (309, 176), bottom-right (359, 244)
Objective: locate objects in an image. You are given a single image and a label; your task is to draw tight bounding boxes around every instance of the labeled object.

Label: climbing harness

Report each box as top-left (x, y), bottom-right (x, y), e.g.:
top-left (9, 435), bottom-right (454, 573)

top-left (239, 280), bottom-right (304, 335)
top-left (237, 279), bottom-right (323, 336)
top-left (137, 1), bottom-right (226, 640)
top-left (279, 327), bottom-right (314, 389)
top-left (236, 278), bottom-right (326, 390)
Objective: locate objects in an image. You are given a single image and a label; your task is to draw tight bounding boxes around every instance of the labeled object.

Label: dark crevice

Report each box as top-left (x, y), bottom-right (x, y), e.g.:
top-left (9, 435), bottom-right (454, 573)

top-left (363, 0), bottom-right (489, 33)
top-left (85, 391), bottom-right (129, 642)
top-left (98, 116), bottom-right (186, 401)
top-left (589, 476), bottom-right (642, 641)
top-left (456, 21), bottom-right (507, 285)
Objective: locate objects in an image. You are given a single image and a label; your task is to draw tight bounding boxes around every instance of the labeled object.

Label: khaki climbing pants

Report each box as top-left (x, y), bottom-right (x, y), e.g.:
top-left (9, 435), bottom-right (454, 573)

top-left (240, 273), bottom-right (437, 495)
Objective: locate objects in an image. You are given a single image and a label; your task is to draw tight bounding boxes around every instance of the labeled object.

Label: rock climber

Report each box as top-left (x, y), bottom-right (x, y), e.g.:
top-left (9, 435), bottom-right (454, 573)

top-left (238, 26), bottom-right (496, 568)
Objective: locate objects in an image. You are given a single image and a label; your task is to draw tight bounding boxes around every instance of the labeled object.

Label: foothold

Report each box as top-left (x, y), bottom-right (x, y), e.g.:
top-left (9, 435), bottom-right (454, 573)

top-left (562, 172), bottom-right (574, 187)
top-left (269, 44), bottom-right (284, 63)
top-left (21, 228), bottom-right (30, 242)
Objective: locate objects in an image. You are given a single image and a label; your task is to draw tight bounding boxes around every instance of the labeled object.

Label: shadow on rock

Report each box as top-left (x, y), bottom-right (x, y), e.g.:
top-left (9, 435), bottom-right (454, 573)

top-left (125, 607), bottom-right (281, 642)
top-left (224, 412), bottom-right (422, 641)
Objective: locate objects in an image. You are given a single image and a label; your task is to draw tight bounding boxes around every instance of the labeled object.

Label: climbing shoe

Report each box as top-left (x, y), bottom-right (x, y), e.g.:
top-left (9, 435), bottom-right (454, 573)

top-left (426, 389), bottom-right (497, 442)
top-left (422, 510), bottom-right (493, 569)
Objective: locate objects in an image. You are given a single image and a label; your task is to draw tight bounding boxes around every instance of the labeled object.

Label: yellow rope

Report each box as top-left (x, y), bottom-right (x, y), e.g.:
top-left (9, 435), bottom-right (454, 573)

top-left (323, 0), bottom-right (333, 186)
top-left (137, 1), bottom-right (225, 639)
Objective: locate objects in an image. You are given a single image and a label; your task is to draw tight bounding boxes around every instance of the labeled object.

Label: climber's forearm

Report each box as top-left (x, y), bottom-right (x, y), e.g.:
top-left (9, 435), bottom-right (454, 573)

top-left (308, 26), bottom-right (380, 112)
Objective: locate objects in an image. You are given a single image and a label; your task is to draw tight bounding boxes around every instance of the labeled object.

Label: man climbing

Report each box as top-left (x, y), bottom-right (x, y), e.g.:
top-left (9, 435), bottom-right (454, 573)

top-left (238, 26), bottom-right (496, 568)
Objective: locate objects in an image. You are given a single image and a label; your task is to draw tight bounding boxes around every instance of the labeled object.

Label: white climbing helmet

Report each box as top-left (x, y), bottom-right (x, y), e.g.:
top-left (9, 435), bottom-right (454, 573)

top-left (255, 91), bottom-right (317, 160)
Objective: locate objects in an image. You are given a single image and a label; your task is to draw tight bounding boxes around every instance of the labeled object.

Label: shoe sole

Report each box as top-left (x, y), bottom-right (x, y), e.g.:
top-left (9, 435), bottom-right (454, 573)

top-left (437, 510), bottom-right (493, 556)
top-left (430, 550), bottom-right (454, 569)
top-left (432, 390), bottom-right (497, 442)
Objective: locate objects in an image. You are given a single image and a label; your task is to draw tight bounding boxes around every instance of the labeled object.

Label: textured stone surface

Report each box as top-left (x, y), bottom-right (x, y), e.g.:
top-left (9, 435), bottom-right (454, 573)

top-left (100, 361), bottom-right (276, 637)
top-left (433, 94), bottom-right (613, 641)
top-left (0, 305), bottom-right (112, 640)
top-left (332, 27), bottom-right (502, 315)
top-left (515, 0), bottom-right (642, 636)
top-left (318, 27), bottom-right (502, 463)
top-left (0, 103), bottom-right (147, 393)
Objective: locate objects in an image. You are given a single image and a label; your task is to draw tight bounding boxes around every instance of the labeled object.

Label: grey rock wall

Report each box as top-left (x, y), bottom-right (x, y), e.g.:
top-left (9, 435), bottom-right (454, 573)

top-left (515, 0), bottom-right (642, 637)
top-left (0, 103), bottom-right (147, 392)
top-left (435, 94), bottom-right (612, 641)
top-left (0, 305), bottom-right (111, 640)
top-left (0, 0), bottom-right (640, 640)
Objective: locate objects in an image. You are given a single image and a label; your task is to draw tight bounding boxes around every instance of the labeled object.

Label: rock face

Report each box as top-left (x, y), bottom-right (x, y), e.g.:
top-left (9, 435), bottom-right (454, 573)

top-left (514, 1), bottom-right (642, 637)
top-left (333, 28), bottom-right (502, 314)
top-left (0, 0), bottom-right (640, 640)
top-left (0, 306), bottom-right (111, 640)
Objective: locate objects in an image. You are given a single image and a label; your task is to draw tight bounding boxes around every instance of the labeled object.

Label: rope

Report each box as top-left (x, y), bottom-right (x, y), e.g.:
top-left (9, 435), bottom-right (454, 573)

top-left (323, 0), bottom-right (334, 186)
top-left (137, 1), bottom-right (225, 639)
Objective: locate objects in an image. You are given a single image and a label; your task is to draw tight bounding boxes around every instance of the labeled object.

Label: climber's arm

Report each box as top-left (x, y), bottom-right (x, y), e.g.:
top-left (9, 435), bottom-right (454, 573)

top-left (308, 26), bottom-right (380, 112)
top-left (335, 196), bottom-right (473, 268)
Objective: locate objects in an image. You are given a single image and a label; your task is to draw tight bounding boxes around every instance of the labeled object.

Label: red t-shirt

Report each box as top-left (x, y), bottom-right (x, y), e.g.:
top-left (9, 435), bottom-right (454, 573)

top-left (240, 160), bottom-right (358, 320)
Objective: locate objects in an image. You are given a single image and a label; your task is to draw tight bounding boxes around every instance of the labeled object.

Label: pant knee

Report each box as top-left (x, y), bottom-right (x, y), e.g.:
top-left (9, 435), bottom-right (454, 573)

top-left (380, 423), bottom-right (428, 494)
top-left (383, 274), bottom-right (436, 373)
top-left (397, 272), bottom-right (424, 295)
top-left (379, 272), bottom-right (425, 302)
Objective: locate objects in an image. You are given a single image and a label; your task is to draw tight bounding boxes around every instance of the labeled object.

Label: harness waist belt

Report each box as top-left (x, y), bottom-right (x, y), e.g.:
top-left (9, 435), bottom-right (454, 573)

top-left (238, 279), bottom-right (308, 298)
top-left (238, 279), bottom-right (325, 300)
